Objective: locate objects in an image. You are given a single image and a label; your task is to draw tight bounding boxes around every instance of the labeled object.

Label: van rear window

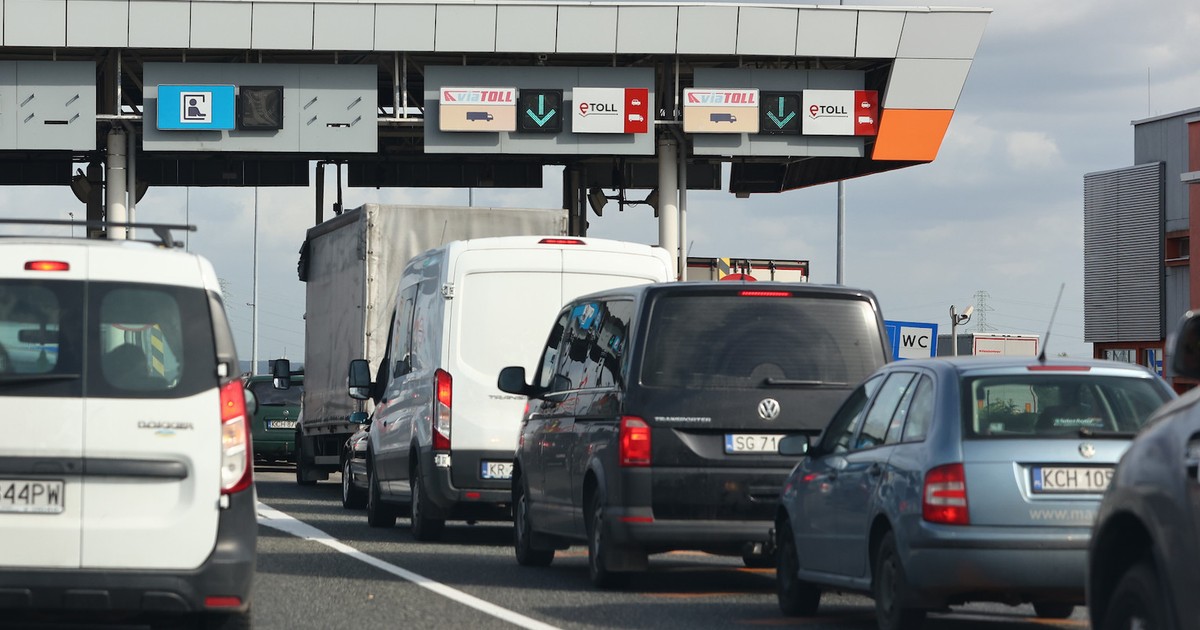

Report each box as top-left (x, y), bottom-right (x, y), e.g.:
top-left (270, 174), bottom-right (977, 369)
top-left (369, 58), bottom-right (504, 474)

top-left (0, 279), bottom-right (217, 399)
top-left (640, 294), bottom-right (886, 389)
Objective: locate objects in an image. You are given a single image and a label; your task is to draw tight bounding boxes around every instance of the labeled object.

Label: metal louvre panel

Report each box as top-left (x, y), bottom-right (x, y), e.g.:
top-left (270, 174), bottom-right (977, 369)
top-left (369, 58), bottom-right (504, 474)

top-left (1084, 163), bottom-right (1164, 342)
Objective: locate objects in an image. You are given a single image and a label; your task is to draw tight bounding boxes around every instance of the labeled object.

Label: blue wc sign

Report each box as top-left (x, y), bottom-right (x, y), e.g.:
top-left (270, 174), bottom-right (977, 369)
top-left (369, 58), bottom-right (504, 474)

top-left (884, 320), bottom-right (938, 360)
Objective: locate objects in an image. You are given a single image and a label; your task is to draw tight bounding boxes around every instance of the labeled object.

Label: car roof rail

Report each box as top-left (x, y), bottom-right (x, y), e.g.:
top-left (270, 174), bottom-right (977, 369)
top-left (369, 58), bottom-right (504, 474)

top-left (0, 218), bottom-right (197, 249)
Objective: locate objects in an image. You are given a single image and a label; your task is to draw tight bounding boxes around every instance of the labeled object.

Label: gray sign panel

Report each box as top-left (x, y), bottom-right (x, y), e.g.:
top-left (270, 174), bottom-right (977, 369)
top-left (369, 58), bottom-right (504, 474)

top-left (691, 68), bottom-right (865, 158)
top-left (143, 63), bottom-right (376, 153)
top-left (0, 61), bottom-right (97, 151)
top-left (424, 66), bottom-right (656, 156)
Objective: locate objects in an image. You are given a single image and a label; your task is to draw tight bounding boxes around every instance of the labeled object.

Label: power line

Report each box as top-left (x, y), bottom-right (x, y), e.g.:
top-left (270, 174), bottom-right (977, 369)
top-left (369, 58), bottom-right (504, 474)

top-left (969, 290), bottom-right (997, 332)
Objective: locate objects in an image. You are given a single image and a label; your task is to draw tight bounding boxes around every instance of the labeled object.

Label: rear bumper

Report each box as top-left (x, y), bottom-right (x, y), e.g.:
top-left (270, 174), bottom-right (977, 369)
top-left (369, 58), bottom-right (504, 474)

top-left (608, 508), bottom-right (774, 551)
top-left (0, 487), bottom-right (256, 616)
top-left (902, 523), bottom-right (1091, 606)
top-left (420, 450), bottom-right (512, 521)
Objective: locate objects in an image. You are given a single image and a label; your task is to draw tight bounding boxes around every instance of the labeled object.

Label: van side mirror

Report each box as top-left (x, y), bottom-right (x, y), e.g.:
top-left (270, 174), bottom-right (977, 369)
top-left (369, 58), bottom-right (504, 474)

top-left (348, 359), bottom-right (372, 400)
top-left (243, 387), bottom-right (258, 415)
top-left (1172, 311), bottom-right (1200, 379)
top-left (778, 435), bottom-right (811, 457)
top-left (497, 366), bottom-right (531, 396)
top-left (349, 410), bottom-right (369, 425)
top-left (272, 358), bottom-right (291, 390)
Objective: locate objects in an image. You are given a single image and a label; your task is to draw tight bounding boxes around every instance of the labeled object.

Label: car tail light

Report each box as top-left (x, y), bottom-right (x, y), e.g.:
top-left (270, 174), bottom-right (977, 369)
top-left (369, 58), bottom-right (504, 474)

top-left (205, 596), bottom-right (242, 609)
top-left (738, 290), bottom-right (790, 298)
top-left (923, 463), bottom-right (969, 525)
top-left (619, 416), bottom-right (651, 467)
top-left (433, 369), bottom-right (452, 451)
top-left (25, 260), bottom-right (70, 271)
top-left (219, 379), bottom-right (253, 495)
top-left (538, 238), bottom-right (585, 246)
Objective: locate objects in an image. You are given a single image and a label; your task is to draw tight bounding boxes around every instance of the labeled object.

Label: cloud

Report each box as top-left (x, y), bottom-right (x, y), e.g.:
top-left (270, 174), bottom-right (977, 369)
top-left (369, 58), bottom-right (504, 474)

top-left (1005, 131), bottom-right (1062, 171)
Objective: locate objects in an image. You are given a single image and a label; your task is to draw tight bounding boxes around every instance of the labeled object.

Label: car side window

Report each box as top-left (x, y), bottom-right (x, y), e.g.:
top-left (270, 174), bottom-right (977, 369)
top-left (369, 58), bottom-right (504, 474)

top-left (896, 375), bottom-right (934, 443)
top-left (587, 300), bottom-right (632, 389)
top-left (824, 374), bottom-right (883, 454)
top-left (856, 372), bottom-right (917, 450)
top-left (391, 284), bottom-right (418, 375)
top-left (537, 311), bottom-right (570, 391)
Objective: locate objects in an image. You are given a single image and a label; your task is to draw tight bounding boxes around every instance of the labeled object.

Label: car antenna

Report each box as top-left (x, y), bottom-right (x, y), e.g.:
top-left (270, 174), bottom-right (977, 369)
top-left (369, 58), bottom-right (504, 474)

top-left (1037, 283), bottom-right (1065, 363)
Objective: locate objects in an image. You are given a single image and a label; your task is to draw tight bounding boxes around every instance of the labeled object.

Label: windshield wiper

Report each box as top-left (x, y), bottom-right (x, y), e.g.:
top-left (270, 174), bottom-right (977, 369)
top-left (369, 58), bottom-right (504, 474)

top-left (0, 373), bottom-right (82, 385)
top-left (762, 378), bottom-right (848, 388)
top-left (1077, 427), bottom-right (1136, 439)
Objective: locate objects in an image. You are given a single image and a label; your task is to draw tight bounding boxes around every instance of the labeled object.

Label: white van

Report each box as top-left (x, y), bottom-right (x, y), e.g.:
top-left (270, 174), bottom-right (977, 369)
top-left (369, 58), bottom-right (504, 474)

top-left (349, 236), bottom-right (673, 540)
top-left (0, 229), bottom-right (255, 628)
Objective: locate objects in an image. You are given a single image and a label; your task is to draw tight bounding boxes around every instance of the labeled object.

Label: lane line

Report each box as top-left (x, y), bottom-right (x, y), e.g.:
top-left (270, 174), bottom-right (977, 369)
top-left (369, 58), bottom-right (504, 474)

top-left (256, 503), bottom-right (561, 630)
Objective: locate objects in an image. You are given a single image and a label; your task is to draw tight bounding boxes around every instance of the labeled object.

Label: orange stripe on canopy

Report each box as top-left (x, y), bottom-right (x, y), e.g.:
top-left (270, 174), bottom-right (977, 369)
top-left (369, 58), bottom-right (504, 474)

top-left (871, 109), bottom-right (955, 162)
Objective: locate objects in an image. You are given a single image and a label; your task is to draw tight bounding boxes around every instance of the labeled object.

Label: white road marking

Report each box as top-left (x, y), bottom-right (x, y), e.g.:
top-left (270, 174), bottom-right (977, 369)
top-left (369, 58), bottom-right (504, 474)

top-left (256, 503), bottom-right (561, 630)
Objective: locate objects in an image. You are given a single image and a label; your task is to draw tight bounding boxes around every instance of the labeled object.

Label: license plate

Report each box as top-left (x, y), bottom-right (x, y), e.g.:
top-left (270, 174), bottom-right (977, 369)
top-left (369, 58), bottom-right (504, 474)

top-left (725, 434), bottom-right (785, 454)
top-left (266, 419), bottom-right (297, 430)
top-left (481, 461), bottom-right (514, 480)
top-left (1031, 466), bottom-right (1113, 493)
top-left (0, 479), bottom-right (65, 514)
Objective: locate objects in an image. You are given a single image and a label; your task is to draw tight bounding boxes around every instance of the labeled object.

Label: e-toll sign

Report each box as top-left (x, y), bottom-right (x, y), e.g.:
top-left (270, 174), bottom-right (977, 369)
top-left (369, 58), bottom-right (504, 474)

top-left (517, 89), bottom-right (563, 133)
top-left (802, 89), bottom-right (878, 136)
top-left (682, 88), bottom-right (759, 134)
top-left (571, 87), bottom-right (649, 134)
top-left (439, 87), bottom-right (517, 132)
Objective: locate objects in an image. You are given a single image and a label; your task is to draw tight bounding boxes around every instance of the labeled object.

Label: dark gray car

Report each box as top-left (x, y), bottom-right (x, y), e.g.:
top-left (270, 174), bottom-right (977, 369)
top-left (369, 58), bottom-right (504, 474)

top-left (1087, 311), bottom-right (1200, 630)
top-left (775, 356), bottom-right (1174, 630)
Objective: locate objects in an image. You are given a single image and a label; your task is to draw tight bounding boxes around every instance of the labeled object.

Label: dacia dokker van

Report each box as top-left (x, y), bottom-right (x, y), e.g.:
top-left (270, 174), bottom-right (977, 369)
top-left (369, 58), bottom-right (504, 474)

top-left (498, 282), bottom-right (891, 587)
top-left (349, 236), bottom-right (673, 541)
top-left (0, 226), bottom-right (255, 628)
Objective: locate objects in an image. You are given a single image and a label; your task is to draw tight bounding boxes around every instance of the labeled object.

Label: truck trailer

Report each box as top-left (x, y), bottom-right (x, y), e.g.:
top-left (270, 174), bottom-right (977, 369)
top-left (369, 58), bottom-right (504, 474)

top-left (286, 203), bottom-right (567, 485)
top-left (686, 257), bottom-right (809, 282)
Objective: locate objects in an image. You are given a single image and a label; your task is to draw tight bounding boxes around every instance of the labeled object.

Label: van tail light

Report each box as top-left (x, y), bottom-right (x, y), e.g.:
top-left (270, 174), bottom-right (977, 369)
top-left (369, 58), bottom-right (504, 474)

top-left (538, 238), bottom-right (585, 246)
top-left (923, 463), bottom-right (969, 525)
top-left (25, 260), bottom-right (70, 271)
top-left (219, 379), bottom-right (253, 495)
top-left (433, 369), bottom-right (452, 451)
top-left (619, 416), bottom-right (651, 467)
top-left (738, 290), bottom-right (790, 297)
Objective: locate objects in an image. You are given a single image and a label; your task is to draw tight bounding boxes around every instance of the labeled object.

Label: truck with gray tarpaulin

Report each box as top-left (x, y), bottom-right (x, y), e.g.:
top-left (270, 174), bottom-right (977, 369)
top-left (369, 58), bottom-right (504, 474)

top-left (288, 203), bottom-right (567, 485)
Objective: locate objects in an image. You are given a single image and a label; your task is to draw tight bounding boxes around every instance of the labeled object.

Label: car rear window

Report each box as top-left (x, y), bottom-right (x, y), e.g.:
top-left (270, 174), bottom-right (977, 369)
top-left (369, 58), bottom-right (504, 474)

top-left (249, 379), bottom-right (304, 406)
top-left (0, 279), bottom-right (218, 399)
top-left (639, 293), bottom-right (886, 389)
top-left (964, 374), bottom-right (1170, 438)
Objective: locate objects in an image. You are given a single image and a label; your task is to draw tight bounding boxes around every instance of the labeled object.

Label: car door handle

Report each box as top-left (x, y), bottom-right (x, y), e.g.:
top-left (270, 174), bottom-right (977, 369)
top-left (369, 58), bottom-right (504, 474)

top-left (867, 463), bottom-right (883, 478)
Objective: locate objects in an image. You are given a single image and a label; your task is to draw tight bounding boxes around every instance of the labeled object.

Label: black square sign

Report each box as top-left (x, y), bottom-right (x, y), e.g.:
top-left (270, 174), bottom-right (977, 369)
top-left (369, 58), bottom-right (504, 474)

top-left (517, 89), bottom-right (563, 133)
top-left (759, 91), bottom-right (801, 135)
top-left (238, 86), bottom-right (284, 131)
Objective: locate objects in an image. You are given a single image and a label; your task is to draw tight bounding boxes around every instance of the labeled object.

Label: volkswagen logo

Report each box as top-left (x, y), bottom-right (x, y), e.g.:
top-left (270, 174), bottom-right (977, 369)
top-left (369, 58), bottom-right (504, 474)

top-left (758, 398), bottom-right (781, 421)
top-left (1079, 443), bottom-right (1096, 459)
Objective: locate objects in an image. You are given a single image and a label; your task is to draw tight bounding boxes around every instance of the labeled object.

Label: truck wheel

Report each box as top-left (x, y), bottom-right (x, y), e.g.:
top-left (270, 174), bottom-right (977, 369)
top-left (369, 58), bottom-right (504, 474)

top-left (342, 458), bottom-right (366, 510)
top-left (366, 464), bottom-right (398, 528)
top-left (294, 433), bottom-right (316, 487)
top-left (410, 464), bottom-right (445, 541)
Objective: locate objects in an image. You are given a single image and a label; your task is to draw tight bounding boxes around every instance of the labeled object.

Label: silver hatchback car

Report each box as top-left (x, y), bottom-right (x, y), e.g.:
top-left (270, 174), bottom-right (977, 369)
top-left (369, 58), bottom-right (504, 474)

top-left (774, 356), bottom-right (1174, 630)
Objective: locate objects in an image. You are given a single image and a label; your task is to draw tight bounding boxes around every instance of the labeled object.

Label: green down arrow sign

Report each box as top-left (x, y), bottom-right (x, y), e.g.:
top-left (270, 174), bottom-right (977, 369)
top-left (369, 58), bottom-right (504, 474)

top-left (527, 95), bottom-right (556, 126)
top-left (518, 89), bottom-right (563, 133)
top-left (766, 97), bottom-right (796, 128)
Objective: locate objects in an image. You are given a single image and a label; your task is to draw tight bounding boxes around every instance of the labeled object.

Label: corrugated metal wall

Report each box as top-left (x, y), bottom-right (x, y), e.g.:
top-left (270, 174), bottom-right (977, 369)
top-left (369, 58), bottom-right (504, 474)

top-left (1084, 162), bottom-right (1164, 342)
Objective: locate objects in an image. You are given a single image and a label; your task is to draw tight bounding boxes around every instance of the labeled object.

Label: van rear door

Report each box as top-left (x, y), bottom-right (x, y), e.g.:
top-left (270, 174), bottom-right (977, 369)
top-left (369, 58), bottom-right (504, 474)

top-left (0, 244), bottom-right (87, 568)
top-left (80, 251), bottom-right (223, 570)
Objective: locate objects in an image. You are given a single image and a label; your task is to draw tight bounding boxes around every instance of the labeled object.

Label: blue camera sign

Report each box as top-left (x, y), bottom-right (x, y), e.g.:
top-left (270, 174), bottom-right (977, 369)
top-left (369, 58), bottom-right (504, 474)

top-left (157, 85), bottom-right (236, 130)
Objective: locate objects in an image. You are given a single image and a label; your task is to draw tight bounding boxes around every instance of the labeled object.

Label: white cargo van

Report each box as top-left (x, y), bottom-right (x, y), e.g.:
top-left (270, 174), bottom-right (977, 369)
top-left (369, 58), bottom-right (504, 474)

top-left (0, 226), bottom-right (255, 628)
top-left (349, 236), bottom-right (672, 540)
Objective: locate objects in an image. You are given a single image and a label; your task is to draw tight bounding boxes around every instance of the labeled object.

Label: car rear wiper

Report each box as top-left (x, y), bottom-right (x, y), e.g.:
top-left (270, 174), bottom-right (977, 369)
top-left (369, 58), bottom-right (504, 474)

top-left (0, 373), bottom-right (82, 385)
top-left (1077, 427), bottom-right (1137, 439)
top-left (762, 378), bottom-right (848, 388)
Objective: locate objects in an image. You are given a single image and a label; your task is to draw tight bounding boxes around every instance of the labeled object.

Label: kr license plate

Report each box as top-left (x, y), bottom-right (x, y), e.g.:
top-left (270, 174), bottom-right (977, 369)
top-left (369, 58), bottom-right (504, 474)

top-left (1031, 466), bottom-right (1113, 493)
top-left (266, 419), bottom-right (297, 430)
top-left (0, 479), bottom-right (65, 514)
top-left (481, 461), bottom-right (514, 480)
top-left (725, 434), bottom-right (785, 454)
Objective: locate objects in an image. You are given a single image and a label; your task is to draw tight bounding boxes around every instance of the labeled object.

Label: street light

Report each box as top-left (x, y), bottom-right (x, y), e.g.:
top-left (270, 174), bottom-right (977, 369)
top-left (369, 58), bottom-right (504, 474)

top-left (950, 304), bottom-right (974, 357)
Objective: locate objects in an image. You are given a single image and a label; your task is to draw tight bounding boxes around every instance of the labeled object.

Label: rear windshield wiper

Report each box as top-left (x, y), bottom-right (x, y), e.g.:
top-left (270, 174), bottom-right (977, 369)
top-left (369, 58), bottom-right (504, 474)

top-left (0, 373), bottom-right (82, 385)
top-left (762, 378), bottom-right (848, 388)
top-left (1077, 427), bottom-right (1137, 439)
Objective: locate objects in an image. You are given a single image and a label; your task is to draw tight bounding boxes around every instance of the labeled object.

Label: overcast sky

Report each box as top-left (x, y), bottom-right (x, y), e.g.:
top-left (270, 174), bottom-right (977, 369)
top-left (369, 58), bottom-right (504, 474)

top-left (3, 0), bottom-right (1197, 367)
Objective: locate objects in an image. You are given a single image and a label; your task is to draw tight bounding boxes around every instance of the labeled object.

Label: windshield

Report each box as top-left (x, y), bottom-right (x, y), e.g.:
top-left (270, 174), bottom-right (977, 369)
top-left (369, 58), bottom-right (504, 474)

top-left (249, 379), bottom-right (304, 406)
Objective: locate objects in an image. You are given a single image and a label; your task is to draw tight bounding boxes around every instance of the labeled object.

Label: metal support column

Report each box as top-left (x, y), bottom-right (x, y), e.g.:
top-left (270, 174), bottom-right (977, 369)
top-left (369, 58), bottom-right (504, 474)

top-left (657, 136), bottom-right (680, 276)
top-left (106, 128), bottom-right (128, 240)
